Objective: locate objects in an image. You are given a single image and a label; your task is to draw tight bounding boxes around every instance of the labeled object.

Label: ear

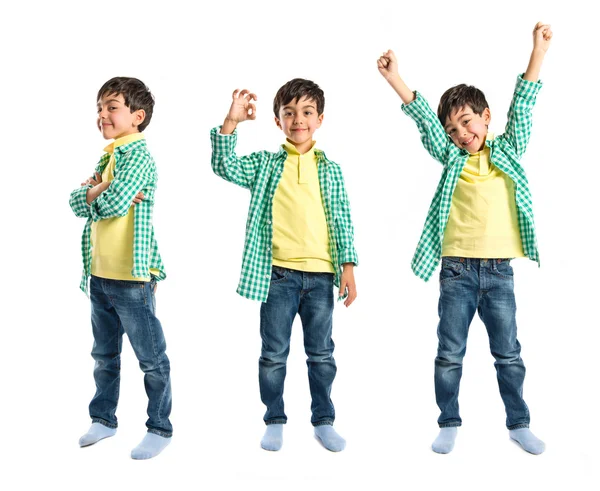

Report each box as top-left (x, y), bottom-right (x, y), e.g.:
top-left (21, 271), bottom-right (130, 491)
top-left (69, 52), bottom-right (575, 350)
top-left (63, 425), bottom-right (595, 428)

top-left (482, 107), bottom-right (491, 125)
top-left (316, 113), bottom-right (324, 127)
top-left (274, 116), bottom-right (282, 130)
top-left (133, 109), bottom-right (146, 128)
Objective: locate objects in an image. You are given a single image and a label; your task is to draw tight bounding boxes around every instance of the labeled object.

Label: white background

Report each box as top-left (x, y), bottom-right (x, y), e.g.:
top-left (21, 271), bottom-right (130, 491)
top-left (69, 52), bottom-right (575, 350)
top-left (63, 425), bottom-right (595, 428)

top-left (1, 0), bottom-right (598, 489)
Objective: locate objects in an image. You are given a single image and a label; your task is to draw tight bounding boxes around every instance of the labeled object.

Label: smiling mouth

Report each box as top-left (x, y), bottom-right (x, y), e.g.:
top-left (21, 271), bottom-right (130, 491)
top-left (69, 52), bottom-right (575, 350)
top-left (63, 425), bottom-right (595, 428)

top-left (462, 136), bottom-right (474, 146)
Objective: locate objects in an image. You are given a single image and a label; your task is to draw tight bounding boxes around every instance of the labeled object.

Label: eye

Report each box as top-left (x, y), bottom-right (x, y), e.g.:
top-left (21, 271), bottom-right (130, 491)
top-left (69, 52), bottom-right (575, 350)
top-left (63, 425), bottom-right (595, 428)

top-left (284, 111), bottom-right (293, 117)
top-left (305, 111), bottom-right (312, 116)
top-left (448, 129), bottom-right (456, 135)
top-left (109, 106), bottom-right (117, 111)
top-left (462, 119), bottom-right (470, 125)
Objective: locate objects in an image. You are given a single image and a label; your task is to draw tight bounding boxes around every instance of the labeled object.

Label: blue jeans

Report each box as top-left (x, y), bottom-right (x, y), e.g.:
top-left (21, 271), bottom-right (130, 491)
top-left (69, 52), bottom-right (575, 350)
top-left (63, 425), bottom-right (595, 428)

top-left (89, 275), bottom-right (172, 437)
top-left (435, 258), bottom-right (530, 430)
top-left (259, 267), bottom-right (336, 427)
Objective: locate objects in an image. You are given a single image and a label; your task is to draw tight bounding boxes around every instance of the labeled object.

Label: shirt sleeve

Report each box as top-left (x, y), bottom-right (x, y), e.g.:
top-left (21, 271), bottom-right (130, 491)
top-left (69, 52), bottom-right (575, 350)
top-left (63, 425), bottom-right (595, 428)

top-left (69, 185), bottom-right (92, 218)
top-left (402, 91), bottom-right (454, 166)
top-left (331, 165), bottom-right (358, 266)
top-left (501, 74), bottom-right (543, 158)
top-left (89, 149), bottom-right (153, 222)
top-left (210, 126), bottom-right (266, 190)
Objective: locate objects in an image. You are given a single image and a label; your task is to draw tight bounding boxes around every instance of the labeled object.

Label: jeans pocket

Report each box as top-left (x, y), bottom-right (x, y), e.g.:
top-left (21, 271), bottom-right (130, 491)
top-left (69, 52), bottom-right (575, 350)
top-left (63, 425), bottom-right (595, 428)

top-left (440, 258), bottom-right (466, 283)
top-left (493, 259), bottom-right (514, 280)
top-left (270, 266), bottom-right (289, 284)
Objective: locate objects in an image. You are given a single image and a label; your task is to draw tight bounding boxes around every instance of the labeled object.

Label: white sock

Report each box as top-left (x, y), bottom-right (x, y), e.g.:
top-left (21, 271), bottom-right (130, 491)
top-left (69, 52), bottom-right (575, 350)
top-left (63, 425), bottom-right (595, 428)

top-left (131, 433), bottom-right (171, 460)
top-left (432, 427), bottom-right (457, 454)
top-left (79, 422), bottom-right (116, 447)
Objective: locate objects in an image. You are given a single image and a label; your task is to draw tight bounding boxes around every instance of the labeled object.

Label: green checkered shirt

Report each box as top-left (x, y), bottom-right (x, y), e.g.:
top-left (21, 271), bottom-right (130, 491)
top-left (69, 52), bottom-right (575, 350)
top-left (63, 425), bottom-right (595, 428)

top-left (69, 138), bottom-right (166, 294)
top-left (402, 74), bottom-right (542, 281)
top-left (211, 127), bottom-right (358, 302)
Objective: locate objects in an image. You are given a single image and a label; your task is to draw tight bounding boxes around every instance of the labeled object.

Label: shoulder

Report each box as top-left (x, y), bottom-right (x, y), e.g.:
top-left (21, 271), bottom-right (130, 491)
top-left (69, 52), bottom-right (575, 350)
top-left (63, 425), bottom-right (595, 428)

top-left (317, 149), bottom-right (343, 173)
top-left (117, 140), bottom-right (154, 166)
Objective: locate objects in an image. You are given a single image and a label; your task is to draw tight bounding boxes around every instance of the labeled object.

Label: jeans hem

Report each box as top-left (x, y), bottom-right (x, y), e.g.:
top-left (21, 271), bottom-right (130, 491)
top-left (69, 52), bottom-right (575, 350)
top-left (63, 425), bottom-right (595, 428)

top-left (148, 428), bottom-right (173, 438)
top-left (91, 418), bottom-right (118, 429)
top-left (438, 422), bottom-right (461, 428)
top-left (265, 419), bottom-right (287, 426)
top-left (507, 423), bottom-right (530, 430)
top-left (312, 420), bottom-right (334, 427)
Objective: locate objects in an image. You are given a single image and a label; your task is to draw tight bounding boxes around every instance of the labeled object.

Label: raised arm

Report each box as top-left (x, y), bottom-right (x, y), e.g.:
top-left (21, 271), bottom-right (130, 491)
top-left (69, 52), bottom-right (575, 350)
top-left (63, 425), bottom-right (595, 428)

top-left (524, 22), bottom-right (553, 82)
top-left (377, 49), bottom-right (415, 105)
top-left (378, 49), bottom-right (454, 165)
top-left (502, 22), bottom-right (552, 157)
top-left (211, 88), bottom-right (266, 190)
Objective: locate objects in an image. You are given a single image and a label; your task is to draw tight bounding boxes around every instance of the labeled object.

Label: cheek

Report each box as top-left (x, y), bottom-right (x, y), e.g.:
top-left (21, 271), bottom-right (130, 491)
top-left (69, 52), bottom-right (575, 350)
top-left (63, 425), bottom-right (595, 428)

top-left (468, 121), bottom-right (487, 135)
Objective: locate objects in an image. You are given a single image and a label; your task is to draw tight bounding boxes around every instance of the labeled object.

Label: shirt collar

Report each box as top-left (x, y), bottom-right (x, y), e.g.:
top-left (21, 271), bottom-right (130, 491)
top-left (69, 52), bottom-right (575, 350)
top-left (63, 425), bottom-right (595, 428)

top-left (282, 139), bottom-right (316, 158)
top-left (103, 132), bottom-right (145, 154)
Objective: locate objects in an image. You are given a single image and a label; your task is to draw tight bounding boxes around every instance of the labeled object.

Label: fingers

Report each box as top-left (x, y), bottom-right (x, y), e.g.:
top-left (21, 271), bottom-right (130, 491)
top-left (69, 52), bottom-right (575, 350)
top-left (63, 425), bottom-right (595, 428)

top-left (344, 285), bottom-right (357, 307)
top-left (339, 278), bottom-right (347, 299)
top-left (247, 103), bottom-right (257, 120)
top-left (132, 191), bottom-right (145, 205)
top-left (377, 49), bottom-right (396, 70)
top-left (232, 89), bottom-right (258, 102)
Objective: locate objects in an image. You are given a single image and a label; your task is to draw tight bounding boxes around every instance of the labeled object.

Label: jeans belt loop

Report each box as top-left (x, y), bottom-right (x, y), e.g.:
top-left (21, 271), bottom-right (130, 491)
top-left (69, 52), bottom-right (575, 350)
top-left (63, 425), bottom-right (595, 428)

top-left (466, 258), bottom-right (471, 271)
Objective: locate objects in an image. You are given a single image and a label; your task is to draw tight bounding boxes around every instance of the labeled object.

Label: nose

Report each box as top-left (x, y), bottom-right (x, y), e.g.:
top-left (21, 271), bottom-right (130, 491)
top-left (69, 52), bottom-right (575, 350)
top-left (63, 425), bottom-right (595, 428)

top-left (293, 114), bottom-right (304, 125)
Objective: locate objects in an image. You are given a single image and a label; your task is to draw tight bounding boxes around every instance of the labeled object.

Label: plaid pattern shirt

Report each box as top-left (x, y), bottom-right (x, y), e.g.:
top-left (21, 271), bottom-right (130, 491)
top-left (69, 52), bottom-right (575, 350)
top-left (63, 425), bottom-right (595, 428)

top-left (402, 74), bottom-right (543, 281)
top-left (211, 127), bottom-right (358, 302)
top-left (69, 138), bottom-right (166, 294)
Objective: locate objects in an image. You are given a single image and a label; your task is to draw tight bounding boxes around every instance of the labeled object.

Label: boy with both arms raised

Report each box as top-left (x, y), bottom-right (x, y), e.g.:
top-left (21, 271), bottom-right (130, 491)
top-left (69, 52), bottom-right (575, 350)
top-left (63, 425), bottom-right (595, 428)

top-left (211, 79), bottom-right (358, 452)
top-left (378, 22), bottom-right (552, 454)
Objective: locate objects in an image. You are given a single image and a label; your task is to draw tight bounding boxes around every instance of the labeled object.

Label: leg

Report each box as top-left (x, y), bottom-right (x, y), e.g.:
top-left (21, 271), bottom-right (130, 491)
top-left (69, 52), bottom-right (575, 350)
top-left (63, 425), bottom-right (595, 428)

top-left (435, 259), bottom-right (478, 428)
top-left (259, 267), bottom-right (301, 428)
top-left (478, 260), bottom-right (530, 430)
top-left (87, 276), bottom-right (123, 432)
top-left (109, 279), bottom-right (173, 443)
top-left (298, 272), bottom-right (336, 427)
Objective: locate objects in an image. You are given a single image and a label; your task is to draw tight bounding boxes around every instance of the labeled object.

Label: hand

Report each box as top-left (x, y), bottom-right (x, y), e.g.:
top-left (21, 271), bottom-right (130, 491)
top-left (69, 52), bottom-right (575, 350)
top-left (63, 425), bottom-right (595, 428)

top-left (532, 22), bottom-right (552, 52)
top-left (81, 172), bottom-right (102, 187)
top-left (377, 49), bottom-right (399, 81)
top-left (226, 89), bottom-right (257, 124)
top-left (339, 263), bottom-right (357, 308)
top-left (131, 191), bottom-right (145, 206)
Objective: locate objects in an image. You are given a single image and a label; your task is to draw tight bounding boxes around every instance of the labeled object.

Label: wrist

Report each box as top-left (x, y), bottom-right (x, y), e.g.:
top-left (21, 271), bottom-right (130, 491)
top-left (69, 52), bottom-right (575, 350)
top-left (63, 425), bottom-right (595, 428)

top-left (221, 117), bottom-right (238, 134)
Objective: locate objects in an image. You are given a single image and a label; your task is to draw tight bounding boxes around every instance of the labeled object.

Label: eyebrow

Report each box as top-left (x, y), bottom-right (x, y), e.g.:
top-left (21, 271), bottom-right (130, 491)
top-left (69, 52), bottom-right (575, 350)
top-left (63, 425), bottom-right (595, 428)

top-left (283, 104), bottom-right (316, 111)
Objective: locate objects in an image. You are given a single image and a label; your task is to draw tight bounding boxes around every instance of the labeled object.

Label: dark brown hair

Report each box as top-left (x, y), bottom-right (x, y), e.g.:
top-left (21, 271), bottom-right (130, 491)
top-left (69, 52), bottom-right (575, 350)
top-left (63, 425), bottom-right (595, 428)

top-left (273, 78), bottom-right (325, 117)
top-left (437, 84), bottom-right (489, 126)
top-left (97, 77), bottom-right (155, 132)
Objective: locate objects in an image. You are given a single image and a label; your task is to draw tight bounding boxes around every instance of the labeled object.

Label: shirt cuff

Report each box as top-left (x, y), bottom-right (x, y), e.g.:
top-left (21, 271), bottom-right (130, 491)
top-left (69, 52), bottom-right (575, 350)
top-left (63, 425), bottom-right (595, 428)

top-left (515, 74), bottom-right (542, 100)
top-left (338, 248), bottom-right (358, 266)
top-left (401, 91), bottom-right (435, 125)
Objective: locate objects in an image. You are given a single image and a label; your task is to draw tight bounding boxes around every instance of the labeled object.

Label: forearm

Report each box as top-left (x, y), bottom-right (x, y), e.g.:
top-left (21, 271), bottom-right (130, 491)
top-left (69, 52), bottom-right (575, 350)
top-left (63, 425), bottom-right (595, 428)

top-left (86, 181), bottom-right (110, 205)
top-left (523, 48), bottom-right (546, 82)
top-left (384, 73), bottom-right (415, 105)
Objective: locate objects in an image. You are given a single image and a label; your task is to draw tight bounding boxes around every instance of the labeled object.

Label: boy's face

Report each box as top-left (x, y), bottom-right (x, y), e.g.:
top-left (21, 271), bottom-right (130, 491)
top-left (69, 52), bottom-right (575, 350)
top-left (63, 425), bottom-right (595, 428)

top-left (275, 96), bottom-right (323, 153)
top-left (97, 93), bottom-right (145, 140)
top-left (444, 105), bottom-right (491, 154)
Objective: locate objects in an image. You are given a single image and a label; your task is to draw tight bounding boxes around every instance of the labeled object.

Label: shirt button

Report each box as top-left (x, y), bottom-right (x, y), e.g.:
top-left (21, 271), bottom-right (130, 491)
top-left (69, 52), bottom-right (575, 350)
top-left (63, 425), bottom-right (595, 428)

top-left (267, 220), bottom-right (271, 224)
